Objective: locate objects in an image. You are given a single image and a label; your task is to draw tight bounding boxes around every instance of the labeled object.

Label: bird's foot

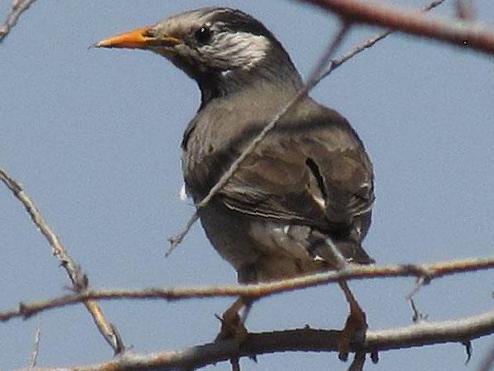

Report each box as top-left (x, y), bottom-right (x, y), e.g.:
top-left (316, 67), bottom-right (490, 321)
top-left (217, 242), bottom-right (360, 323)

top-left (215, 304), bottom-right (249, 342)
top-left (337, 305), bottom-right (368, 361)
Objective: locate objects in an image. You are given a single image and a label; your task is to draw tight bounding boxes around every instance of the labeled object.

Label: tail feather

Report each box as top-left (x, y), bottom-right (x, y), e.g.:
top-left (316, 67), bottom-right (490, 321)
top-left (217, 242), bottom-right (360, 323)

top-left (334, 240), bottom-right (374, 265)
top-left (308, 230), bottom-right (374, 268)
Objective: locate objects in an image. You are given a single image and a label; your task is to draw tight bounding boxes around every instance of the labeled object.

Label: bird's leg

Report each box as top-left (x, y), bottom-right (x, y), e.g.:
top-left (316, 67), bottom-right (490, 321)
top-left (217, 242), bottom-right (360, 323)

top-left (338, 280), bottom-right (368, 361)
top-left (215, 297), bottom-right (252, 342)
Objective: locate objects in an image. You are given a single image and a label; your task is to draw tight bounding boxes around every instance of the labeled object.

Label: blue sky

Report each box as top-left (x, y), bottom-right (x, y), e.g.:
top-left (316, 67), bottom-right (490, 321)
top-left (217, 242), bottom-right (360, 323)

top-left (1, 1), bottom-right (494, 370)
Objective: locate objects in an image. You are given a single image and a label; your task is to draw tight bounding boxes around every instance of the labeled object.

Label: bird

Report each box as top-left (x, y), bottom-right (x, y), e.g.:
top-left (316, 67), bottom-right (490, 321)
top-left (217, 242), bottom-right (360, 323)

top-left (96, 7), bottom-right (375, 359)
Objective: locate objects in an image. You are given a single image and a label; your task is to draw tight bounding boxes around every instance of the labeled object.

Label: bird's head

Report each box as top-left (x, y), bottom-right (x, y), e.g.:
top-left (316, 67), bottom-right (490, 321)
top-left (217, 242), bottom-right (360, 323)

top-left (96, 7), bottom-right (302, 103)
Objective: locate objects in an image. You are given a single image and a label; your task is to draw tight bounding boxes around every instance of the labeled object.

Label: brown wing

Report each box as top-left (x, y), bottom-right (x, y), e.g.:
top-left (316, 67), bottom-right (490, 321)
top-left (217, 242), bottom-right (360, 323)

top-left (219, 103), bottom-right (374, 233)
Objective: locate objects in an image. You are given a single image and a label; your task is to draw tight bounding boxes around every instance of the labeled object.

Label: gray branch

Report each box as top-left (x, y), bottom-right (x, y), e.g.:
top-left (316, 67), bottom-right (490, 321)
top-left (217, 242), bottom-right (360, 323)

top-left (14, 308), bottom-right (494, 370)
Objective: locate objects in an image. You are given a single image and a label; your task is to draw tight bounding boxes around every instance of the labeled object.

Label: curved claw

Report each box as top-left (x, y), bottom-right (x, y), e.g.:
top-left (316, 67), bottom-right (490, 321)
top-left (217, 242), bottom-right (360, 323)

top-left (215, 298), bottom-right (250, 342)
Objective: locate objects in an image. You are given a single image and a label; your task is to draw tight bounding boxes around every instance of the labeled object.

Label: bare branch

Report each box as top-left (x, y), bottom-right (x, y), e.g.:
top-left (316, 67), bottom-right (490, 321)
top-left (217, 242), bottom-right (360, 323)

top-left (15, 309), bottom-right (494, 371)
top-left (167, 21), bottom-right (351, 254)
top-left (463, 340), bottom-right (473, 364)
top-left (166, 213), bottom-right (199, 256)
top-left (0, 169), bottom-right (123, 353)
top-left (30, 323), bottom-right (41, 367)
top-left (297, 0), bottom-right (494, 55)
top-left (322, 0), bottom-right (446, 79)
top-left (1, 256), bottom-right (493, 322)
top-left (0, 0), bottom-right (37, 43)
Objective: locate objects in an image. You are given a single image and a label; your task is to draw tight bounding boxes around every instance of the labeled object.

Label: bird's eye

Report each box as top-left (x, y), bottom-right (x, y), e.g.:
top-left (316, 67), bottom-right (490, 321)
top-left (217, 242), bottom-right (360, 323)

top-left (194, 26), bottom-right (212, 44)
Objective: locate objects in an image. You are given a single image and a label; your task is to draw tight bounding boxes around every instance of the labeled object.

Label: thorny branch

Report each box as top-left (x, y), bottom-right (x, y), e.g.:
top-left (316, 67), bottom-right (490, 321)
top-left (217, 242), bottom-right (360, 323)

top-left (0, 0), bottom-right (37, 43)
top-left (0, 169), bottom-right (124, 353)
top-left (299, 0), bottom-right (494, 55)
top-left (1, 256), bottom-right (493, 322)
top-left (167, 0), bottom-right (447, 254)
top-left (14, 308), bottom-right (494, 371)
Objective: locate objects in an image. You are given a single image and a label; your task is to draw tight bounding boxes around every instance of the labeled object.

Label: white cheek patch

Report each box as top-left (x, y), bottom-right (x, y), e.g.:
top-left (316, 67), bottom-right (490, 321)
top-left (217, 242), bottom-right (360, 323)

top-left (228, 32), bottom-right (269, 69)
top-left (202, 32), bottom-right (270, 70)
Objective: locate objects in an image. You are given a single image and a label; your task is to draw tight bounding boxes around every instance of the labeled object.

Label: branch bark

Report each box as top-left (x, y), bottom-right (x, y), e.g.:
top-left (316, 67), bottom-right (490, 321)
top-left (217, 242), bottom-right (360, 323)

top-left (297, 0), bottom-right (494, 55)
top-left (321, 0), bottom-right (446, 79)
top-left (14, 308), bottom-right (494, 371)
top-left (1, 256), bottom-right (493, 322)
top-left (0, 169), bottom-right (124, 353)
top-left (0, 0), bottom-right (38, 43)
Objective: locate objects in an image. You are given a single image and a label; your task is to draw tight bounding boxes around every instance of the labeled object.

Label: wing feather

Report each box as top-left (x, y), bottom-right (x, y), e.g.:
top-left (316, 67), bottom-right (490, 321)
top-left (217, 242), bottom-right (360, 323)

top-left (218, 103), bottom-right (374, 232)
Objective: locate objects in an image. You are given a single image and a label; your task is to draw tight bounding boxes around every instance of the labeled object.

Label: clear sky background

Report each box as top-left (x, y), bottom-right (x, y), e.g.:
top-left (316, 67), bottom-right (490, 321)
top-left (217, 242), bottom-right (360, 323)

top-left (1, 1), bottom-right (494, 370)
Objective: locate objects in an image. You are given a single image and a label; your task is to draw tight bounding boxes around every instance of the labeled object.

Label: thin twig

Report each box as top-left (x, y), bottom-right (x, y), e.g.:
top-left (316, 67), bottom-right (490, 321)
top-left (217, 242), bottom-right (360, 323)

top-left (166, 213), bottom-right (199, 256)
top-left (409, 298), bottom-right (428, 323)
top-left (463, 340), bottom-right (473, 364)
top-left (1, 256), bottom-right (493, 322)
top-left (406, 275), bottom-right (431, 301)
top-left (321, 0), bottom-right (446, 79)
top-left (16, 308), bottom-right (494, 371)
top-left (298, 0), bottom-right (494, 55)
top-left (30, 322), bottom-right (41, 367)
top-left (0, 169), bottom-right (124, 353)
top-left (0, 0), bottom-right (38, 43)
top-left (166, 21), bottom-right (351, 255)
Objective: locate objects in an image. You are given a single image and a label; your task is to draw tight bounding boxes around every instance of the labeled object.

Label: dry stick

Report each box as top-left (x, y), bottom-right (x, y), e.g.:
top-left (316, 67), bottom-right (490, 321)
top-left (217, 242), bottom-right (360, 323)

top-left (322, 0), bottom-right (446, 78)
top-left (1, 256), bottom-right (493, 322)
top-left (19, 308), bottom-right (494, 371)
top-left (299, 0), bottom-right (494, 55)
top-left (30, 323), bottom-right (41, 367)
top-left (166, 21), bottom-right (351, 255)
top-left (0, 0), bottom-right (37, 42)
top-left (166, 0), bottom-right (446, 255)
top-left (0, 169), bottom-right (123, 353)
top-left (409, 298), bottom-right (428, 324)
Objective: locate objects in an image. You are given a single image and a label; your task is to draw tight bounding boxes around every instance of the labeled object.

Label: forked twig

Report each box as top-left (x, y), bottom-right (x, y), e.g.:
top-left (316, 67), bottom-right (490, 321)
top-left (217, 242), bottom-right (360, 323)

top-left (0, 169), bottom-right (124, 353)
top-left (300, 0), bottom-right (494, 55)
top-left (1, 256), bottom-right (493, 321)
top-left (321, 0), bottom-right (446, 79)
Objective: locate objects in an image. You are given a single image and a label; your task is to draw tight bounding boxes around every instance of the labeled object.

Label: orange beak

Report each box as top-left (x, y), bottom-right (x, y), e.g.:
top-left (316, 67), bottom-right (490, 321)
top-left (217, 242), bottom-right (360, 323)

top-left (95, 25), bottom-right (181, 49)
